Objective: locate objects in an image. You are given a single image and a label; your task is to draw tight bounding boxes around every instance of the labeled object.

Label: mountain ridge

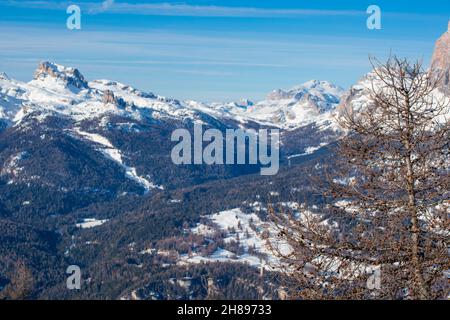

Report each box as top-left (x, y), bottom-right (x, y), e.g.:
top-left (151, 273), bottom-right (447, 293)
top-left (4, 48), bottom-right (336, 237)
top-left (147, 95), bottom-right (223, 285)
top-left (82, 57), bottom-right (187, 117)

top-left (0, 61), bottom-right (345, 130)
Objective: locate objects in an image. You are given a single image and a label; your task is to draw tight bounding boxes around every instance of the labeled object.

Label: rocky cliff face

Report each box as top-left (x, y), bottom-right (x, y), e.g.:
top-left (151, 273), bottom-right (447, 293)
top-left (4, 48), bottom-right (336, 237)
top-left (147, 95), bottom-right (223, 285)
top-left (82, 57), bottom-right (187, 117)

top-left (431, 21), bottom-right (450, 92)
top-left (102, 89), bottom-right (126, 108)
top-left (33, 61), bottom-right (89, 91)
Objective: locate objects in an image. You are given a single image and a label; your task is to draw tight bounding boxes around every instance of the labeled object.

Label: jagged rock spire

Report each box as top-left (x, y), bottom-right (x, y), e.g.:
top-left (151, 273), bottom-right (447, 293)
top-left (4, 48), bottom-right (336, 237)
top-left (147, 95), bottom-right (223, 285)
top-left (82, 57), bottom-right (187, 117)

top-left (102, 89), bottom-right (126, 108)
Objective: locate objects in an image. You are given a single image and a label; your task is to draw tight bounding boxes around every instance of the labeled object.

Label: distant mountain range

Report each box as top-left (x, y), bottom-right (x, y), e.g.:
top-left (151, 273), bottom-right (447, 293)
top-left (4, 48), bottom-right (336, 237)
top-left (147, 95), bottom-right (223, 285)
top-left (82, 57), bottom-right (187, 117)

top-left (0, 61), bottom-right (344, 129)
top-left (0, 57), bottom-right (349, 195)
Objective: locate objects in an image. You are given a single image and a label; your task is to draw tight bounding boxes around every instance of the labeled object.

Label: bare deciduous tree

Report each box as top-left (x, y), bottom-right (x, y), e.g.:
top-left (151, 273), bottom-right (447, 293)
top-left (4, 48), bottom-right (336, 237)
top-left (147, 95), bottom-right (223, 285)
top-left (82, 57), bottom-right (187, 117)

top-left (270, 57), bottom-right (449, 300)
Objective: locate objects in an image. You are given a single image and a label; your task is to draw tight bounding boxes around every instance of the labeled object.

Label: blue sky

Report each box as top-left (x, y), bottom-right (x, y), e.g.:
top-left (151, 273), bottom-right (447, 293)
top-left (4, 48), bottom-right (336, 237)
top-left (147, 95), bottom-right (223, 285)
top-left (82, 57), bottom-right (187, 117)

top-left (0, 0), bottom-right (448, 101)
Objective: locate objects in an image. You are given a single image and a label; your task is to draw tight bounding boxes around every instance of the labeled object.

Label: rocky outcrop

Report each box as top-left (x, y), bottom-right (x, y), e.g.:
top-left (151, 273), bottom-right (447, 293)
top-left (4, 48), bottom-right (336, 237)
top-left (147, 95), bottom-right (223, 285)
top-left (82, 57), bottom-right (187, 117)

top-left (33, 61), bottom-right (89, 90)
top-left (102, 89), bottom-right (126, 108)
top-left (431, 21), bottom-right (450, 92)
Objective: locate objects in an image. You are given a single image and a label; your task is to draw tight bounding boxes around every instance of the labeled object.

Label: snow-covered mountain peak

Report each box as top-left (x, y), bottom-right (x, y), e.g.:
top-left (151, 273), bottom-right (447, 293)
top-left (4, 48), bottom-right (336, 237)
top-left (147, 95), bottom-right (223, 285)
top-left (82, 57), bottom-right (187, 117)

top-left (30, 61), bottom-right (89, 92)
top-left (296, 79), bottom-right (339, 91)
top-left (237, 80), bottom-right (345, 129)
top-left (267, 80), bottom-right (344, 103)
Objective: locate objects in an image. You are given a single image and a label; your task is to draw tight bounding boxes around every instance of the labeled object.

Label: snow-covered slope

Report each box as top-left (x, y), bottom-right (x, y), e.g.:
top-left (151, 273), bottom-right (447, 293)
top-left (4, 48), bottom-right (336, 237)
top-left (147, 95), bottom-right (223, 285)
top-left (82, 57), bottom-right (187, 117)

top-left (0, 73), bottom-right (28, 124)
top-left (71, 127), bottom-right (164, 192)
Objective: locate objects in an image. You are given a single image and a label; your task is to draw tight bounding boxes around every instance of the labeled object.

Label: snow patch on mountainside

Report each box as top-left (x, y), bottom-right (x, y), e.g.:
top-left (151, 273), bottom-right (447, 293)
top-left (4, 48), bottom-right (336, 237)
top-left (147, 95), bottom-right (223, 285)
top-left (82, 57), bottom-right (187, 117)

top-left (72, 128), bottom-right (164, 192)
top-left (0, 151), bottom-right (28, 178)
top-left (287, 142), bottom-right (329, 160)
top-left (76, 218), bottom-right (109, 229)
top-left (180, 208), bottom-right (290, 270)
top-left (0, 76), bottom-right (27, 123)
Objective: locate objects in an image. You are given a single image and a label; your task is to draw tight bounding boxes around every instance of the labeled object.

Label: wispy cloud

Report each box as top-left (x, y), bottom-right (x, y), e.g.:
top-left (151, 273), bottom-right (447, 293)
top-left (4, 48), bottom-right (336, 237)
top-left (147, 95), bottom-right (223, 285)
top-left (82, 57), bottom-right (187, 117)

top-left (89, 0), bottom-right (115, 14)
top-left (95, 2), bottom-right (363, 17)
top-left (5, 0), bottom-right (443, 19)
top-left (4, 1), bottom-right (363, 17)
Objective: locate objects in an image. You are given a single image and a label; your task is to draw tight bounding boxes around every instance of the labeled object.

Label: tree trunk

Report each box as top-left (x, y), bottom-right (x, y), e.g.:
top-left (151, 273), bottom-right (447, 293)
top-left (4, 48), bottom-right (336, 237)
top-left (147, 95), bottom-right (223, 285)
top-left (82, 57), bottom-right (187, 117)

top-left (405, 155), bottom-right (428, 299)
top-left (404, 101), bottom-right (429, 299)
